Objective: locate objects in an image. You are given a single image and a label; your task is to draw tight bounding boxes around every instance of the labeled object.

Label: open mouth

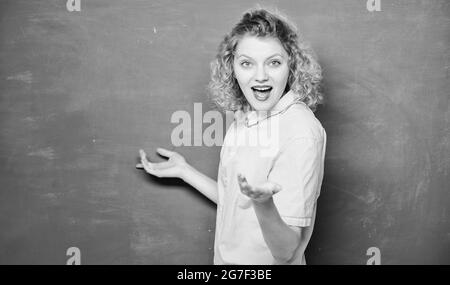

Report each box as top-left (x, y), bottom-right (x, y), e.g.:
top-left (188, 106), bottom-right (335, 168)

top-left (251, 86), bottom-right (273, 101)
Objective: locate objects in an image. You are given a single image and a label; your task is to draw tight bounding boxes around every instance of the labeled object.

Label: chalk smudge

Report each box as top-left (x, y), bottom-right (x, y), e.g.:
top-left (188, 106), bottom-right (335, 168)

top-left (28, 147), bottom-right (56, 160)
top-left (6, 71), bottom-right (33, 84)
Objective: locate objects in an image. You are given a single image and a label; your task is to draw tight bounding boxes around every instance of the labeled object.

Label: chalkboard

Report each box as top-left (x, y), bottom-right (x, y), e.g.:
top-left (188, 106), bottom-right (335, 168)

top-left (0, 0), bottom-right (448, 264)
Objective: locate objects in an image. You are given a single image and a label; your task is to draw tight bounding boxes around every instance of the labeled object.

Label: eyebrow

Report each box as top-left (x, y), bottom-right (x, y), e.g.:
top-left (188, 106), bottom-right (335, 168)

top-left (236, 53), bottom-right (285, 60)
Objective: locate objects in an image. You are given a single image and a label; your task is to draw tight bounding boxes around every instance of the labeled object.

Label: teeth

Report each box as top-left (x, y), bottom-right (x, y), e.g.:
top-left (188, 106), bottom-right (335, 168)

top-left (252, 87), bottom-right (272, 92)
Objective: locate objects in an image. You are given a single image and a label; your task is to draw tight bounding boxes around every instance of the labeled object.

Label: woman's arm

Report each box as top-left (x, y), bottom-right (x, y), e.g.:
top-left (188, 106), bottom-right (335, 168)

top-left (237, 174), bottom-right (305, 263)
top-left (252, 198), bottom-right (302, 263)
top-left (237, 135), bottom-right (324, 263)
top-left (181, 164), bottom-right (218, 204)
top-left (138, 148), bottom-right (218, 204)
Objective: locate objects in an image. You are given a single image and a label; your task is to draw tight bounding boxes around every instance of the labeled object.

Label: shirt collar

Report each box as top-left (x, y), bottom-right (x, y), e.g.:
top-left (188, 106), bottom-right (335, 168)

top-left (243, 90), bottom-right (300, 126)
top-left (271, 90), bottom-right (298, 112)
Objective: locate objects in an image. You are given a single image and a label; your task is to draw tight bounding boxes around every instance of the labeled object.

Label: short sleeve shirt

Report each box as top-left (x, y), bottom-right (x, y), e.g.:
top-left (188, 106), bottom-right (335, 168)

top-left (213, 90), bottom-right (327, 265)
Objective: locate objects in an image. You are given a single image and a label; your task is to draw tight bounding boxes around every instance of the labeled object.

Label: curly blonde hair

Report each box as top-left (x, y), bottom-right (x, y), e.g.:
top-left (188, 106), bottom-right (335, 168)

top-left (208, 8), bottom-right (324, 113)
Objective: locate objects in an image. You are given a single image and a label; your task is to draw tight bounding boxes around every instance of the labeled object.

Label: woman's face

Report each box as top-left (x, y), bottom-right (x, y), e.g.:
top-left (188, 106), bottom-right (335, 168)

top-left (233, 35), bottom-right (290, 112)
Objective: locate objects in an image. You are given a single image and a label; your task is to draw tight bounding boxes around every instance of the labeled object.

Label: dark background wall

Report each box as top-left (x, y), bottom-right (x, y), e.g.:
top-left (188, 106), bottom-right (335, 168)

top-left (0, 0), bottom-right (448, 264)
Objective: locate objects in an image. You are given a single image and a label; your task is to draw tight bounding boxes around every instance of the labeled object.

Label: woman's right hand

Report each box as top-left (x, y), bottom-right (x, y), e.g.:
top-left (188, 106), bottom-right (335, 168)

top-left (136, 148), bottom-right (189, 180)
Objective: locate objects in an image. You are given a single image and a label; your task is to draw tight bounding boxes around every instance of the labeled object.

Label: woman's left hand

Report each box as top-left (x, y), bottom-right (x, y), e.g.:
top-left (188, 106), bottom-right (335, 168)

top-left (237, 173), bottom-right (282, 204)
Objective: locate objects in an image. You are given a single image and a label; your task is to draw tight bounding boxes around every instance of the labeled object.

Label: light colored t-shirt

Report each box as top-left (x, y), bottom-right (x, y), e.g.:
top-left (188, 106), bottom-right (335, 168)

top-left (213, 90), bottom-right (327, 265)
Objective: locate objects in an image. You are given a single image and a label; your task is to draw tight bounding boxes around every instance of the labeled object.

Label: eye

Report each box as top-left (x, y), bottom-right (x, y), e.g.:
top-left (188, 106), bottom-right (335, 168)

top-left (269, 60), bottom-right (282, 66)
top-left (240, 61), bottom-right (252, 68)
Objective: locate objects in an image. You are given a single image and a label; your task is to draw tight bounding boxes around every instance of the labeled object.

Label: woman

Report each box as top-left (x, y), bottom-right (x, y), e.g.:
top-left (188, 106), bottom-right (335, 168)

top-left (136, 8), bottom-right (326, 265)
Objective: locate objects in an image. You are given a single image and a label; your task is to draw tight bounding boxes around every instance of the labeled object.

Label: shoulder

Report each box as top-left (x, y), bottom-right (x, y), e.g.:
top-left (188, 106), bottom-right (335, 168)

top-left (280, 103), bottom-right (326, 141)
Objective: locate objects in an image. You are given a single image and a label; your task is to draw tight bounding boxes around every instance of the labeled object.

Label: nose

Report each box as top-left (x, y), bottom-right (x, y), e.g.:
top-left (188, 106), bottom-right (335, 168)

top-left (254, 65), bottom-right (268, 83)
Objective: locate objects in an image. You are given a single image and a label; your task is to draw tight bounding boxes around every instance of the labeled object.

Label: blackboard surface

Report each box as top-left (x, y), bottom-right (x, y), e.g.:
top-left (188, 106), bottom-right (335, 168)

top-left (0, 0), bottom-right (448, 264)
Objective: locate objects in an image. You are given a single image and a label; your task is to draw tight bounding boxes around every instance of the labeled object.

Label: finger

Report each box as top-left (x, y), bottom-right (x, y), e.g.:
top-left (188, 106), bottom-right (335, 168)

top-left (140, 149), bottom-right (151, 166)
top-left (140, 152), bottom-right (153, 170)
top-left (140, 152), bottom-right (151, 167)
top-left (248, 191), bottom-right (260, 199)
top-left (156, 147), bottom-right (175, 158)
top-left (251, 190), bottom-right (263, 199)
top-left (243, 178), bottom-right (252, 189)
top-left (139, 149), bottom-right (147, 159)
top-left (239, 176), bottom-right (252, 192)
top-left (254, 181), bottom-right (281, 195)
top-left (237, 174), bottom-right (253, 195)
top-left (237, 173), bottom-right (249, 185)
top-left (241, 188), bottom-right (254, 199)
top-left (240, 186), bottom-right (250, 197)
top-left (237, 176), bottom-right (247, 191)
top-left (248, 188), bottom-right (264, 199)
top-left (140, 155), bottom-right (150, 170)
top-left (141, 158), bottom-right (162, 177)
top-left (144, 166), bottom-right (161, 177)
top-left (260, 182), bottom-right (282, 194)
top-left (151, 161), bottom-right (173, 170)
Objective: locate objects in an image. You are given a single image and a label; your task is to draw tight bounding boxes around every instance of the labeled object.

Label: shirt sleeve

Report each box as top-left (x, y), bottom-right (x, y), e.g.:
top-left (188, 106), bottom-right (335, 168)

top-left (267, 136), bottom-right (325, 227)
